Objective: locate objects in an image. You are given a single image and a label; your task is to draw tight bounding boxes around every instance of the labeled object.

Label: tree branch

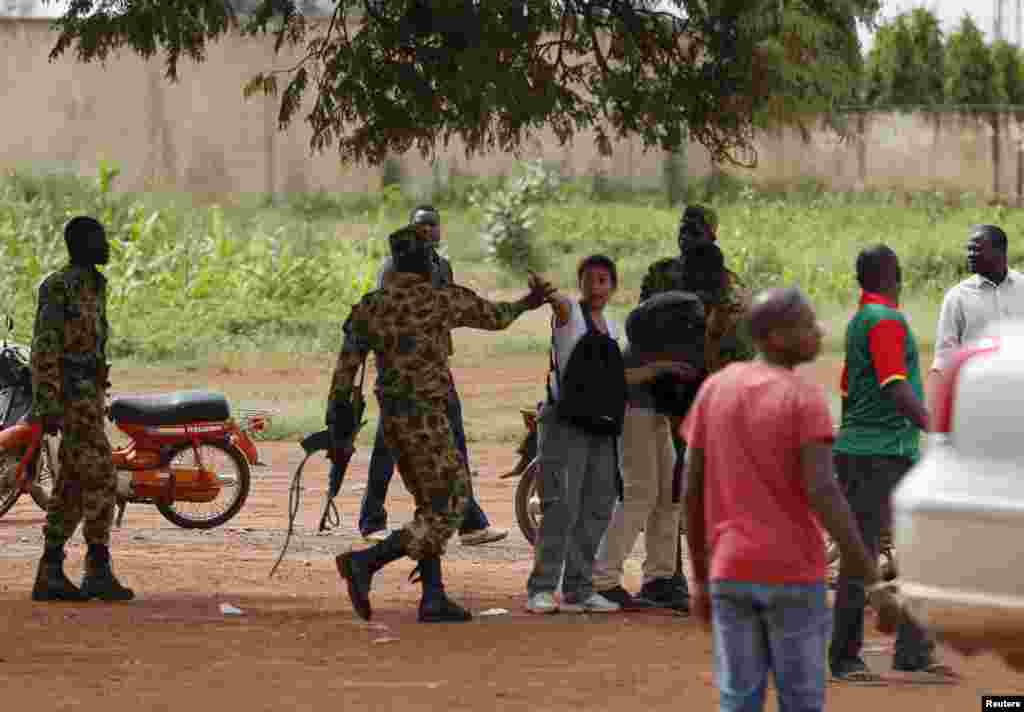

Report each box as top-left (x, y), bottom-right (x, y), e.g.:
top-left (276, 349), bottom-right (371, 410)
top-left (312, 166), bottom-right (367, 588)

top-left (584, 11), bottom-right (611, 78)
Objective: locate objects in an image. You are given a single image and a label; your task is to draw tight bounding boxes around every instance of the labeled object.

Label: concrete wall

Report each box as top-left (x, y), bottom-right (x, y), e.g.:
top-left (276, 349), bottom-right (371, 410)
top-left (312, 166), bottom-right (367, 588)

top-left (731, 111), bottom-right (1024, 201)
top-left (3, 18), bottom-right (1023, 202)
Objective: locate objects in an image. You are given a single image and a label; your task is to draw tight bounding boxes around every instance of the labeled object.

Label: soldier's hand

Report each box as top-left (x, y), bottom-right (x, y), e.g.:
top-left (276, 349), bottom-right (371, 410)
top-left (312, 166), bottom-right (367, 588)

top-left (524, 271), bottom-right (557, 310)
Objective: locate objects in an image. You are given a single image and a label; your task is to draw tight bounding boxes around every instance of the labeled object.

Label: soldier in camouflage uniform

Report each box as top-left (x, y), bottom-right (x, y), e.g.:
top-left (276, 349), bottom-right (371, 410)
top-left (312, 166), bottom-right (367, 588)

top-left (330, 224), bottom-right (555, 623)
top-left (30, 216), bottom-right (134, 602)
top-left (359, 205), bottom-right (507, 546)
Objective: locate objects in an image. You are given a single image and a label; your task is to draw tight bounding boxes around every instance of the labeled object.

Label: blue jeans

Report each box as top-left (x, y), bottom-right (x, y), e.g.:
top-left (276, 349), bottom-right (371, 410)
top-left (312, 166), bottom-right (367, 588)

top-left (358, 388), bottom-right (490, 536)
top-left (710, 581), bottom-right (831, 712)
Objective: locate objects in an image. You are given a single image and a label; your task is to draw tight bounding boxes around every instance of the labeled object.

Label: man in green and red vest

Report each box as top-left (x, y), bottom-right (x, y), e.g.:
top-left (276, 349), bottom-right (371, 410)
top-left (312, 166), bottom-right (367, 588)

top-left (830, 244), bottom-right (956, 682)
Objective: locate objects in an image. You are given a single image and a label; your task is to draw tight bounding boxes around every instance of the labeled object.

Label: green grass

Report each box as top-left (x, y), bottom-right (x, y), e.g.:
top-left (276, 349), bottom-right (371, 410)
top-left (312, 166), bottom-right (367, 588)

top-left (1, 165), bottom-right (986, 444)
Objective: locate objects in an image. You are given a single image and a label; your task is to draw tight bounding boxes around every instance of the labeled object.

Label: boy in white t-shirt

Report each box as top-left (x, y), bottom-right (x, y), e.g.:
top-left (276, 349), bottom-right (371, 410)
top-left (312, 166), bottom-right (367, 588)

top-left (526, 255), bottom-right (627, 614)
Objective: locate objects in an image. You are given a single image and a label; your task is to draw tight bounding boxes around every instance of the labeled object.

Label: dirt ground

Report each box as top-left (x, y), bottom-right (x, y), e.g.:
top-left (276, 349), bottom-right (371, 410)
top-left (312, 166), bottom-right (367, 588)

top-left (1, 357), bottom-right (1022, 712)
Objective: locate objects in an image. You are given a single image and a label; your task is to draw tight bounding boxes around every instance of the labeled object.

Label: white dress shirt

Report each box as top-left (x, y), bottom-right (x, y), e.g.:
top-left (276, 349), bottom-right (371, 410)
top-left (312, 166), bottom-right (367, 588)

top-left (932, 269), bottom-right (1024, 371)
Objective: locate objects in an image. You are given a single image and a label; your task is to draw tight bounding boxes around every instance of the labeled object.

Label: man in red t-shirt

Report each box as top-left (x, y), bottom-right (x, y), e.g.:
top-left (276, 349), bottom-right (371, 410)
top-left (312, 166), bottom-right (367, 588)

top-left (683, 287), bottom-right (884, 712)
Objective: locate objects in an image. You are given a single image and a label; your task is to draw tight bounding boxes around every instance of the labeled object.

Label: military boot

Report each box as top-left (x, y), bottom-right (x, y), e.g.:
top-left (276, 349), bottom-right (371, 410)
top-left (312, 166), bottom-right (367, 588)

top-left (81, 544), bottom-right (135, 601)
top-left (336, 530), bottom-right (407, 621)
top-left (31, 546), bottom-right (90, 602)
top-left (416, 556), bottom-right (472, 623)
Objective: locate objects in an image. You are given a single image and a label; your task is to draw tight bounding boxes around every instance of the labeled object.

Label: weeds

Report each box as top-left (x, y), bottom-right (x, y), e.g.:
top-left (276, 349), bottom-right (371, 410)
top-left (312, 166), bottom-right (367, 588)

top-left (0, 163), bottom-right (997, 367)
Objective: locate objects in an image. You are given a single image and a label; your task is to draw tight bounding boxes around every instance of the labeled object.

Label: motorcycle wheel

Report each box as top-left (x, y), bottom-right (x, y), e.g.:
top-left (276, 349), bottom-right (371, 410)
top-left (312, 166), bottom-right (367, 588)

top-left (29, 434), bottom-right (59, 511)
top-left (156, 440), bottom-right (251, 530)
top-left (514, 458), bottom-right (542, 546)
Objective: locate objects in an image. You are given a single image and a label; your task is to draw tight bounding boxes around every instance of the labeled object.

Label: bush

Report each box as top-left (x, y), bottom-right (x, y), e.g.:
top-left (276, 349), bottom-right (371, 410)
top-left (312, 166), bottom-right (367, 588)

top-left (0, 167), bottom-right (381, 360)
top-left (0, 164), bottom-right (1000, 366)
top-left (469, 160), bottom-right (562, 274)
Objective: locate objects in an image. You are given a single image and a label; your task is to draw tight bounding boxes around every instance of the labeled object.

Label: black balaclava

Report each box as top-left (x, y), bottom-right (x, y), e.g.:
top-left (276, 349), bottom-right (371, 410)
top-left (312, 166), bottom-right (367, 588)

top-left (389, 224), bottom-right (433, 278)
top-left (64, 216), bottom-right (110, 267)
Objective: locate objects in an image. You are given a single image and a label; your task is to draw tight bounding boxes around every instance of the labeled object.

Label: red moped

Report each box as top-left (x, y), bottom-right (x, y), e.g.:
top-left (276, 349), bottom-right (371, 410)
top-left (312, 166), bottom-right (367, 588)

top-left (6, 390), bottom-right (272, 530)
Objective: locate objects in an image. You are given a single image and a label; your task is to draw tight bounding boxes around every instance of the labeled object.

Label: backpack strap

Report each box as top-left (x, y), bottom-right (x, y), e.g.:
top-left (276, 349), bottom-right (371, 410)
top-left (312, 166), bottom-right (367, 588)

top-left (546, 303), bottom-right (568, 405)
top-left (546, 300), bottom-right (611, 405)
top-left (546, 321), bottom-right (558, 405)
top-left (578, 299), bottom-right (598, 335)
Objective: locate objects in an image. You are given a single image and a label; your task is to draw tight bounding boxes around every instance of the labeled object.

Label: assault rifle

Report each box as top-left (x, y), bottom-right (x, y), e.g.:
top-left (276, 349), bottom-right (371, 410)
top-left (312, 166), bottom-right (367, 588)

top-left (269, 357), bottom-right (367, 578)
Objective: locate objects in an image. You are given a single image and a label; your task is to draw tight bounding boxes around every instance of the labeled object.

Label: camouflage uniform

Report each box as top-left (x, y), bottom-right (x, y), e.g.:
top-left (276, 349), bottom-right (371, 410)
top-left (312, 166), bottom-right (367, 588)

top-left (30, 264), bottom-right (116, 548)
top-left (327, 273), bottom-right (529, 560)
top-left (369, 248), bottom-right (499, 536)
top-left (377, 250), bottom-right (456, 375)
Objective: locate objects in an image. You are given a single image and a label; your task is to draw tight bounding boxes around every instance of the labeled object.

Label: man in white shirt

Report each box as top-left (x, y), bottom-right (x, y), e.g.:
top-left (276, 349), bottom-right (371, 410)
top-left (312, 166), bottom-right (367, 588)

top-left (931, 225), bottom-right (1024, 376)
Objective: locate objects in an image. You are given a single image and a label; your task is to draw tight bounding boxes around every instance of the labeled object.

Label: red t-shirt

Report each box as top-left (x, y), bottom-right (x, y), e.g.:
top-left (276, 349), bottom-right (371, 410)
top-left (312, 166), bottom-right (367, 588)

top-left (682, 361), bottom-right (835, 584)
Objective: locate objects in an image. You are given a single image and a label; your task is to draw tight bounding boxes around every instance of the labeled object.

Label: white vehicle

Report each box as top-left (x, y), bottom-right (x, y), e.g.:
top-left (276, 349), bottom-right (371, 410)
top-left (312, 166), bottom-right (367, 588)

top-left (892, 323), bottom-right (1024, 671)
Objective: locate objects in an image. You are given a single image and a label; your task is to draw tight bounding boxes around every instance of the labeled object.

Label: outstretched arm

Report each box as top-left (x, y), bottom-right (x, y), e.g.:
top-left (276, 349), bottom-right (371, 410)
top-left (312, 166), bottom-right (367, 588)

top-left (447, 288), bottom-right (531, 331)
top-left (448, 273), bottom-right (556, 331)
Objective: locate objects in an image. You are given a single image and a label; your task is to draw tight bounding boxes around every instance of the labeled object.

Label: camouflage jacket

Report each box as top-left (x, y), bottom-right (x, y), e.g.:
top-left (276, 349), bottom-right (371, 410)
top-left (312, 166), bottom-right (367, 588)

top-left (327, 273), bottom-right (529, 421)
top-left (639, 256), bottom-right (755, 373)
top-left (378, 249), bottom-right (456, 357)
top-left (705, 280), bottom-right (755, 373)
top-left (30, 263), bottom-right (110, 419)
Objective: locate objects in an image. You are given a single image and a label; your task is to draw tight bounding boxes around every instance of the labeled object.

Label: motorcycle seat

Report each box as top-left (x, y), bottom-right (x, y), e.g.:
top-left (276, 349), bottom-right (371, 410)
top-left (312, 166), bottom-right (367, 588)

top-left (109, 390), bottom-right (230, 426)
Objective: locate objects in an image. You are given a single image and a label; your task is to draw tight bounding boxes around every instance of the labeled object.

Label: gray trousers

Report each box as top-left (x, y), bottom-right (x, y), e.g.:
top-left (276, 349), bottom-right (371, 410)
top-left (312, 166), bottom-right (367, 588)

top-left (526, 403), bottom-right (619, 599)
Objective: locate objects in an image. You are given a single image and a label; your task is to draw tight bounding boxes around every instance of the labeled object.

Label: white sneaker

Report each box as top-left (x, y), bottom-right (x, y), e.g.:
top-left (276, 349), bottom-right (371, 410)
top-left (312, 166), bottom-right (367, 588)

top-left (561, 592), bottom-right (621, 614)
top-left (460, 527), bottom-right (509, 546)
top-left (526, 592), bottom-right (559, 614)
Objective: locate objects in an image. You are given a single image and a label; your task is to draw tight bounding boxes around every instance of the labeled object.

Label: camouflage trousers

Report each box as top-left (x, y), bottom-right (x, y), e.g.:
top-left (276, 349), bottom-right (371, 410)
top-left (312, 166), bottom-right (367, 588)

top-left (380, 401), bottom-right (469, 560)
top-left (43, 393), bottom-right (116, 548)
